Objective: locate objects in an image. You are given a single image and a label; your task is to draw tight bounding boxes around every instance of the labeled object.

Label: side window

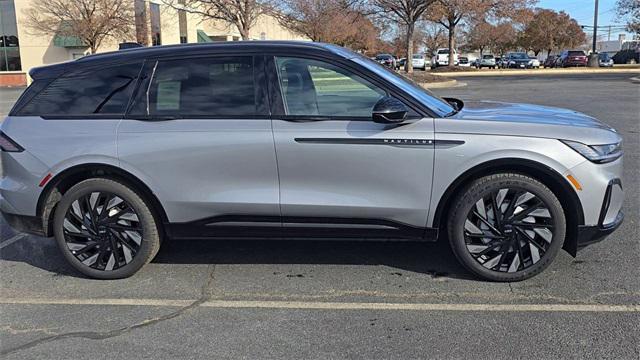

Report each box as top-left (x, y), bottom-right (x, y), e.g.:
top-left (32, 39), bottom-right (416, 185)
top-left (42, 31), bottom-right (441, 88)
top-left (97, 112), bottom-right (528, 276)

top-left (18, 63), bottom-right (142, 116)
top-left (146, 56), bottom-right (255, 117)
top-left (275, 57), bottom-right (385, 117)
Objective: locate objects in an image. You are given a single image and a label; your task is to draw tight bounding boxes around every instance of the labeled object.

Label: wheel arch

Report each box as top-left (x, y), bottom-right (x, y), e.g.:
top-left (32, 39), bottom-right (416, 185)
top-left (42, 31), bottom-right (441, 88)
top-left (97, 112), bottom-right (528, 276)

top-left (36, 163), bottom-right (169, 238)
top-left (431, 158), bottom-right (584, 256)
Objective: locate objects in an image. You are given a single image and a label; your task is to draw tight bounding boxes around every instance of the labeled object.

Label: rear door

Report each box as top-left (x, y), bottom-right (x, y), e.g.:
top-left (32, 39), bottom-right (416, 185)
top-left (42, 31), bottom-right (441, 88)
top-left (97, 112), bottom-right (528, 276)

top-left (118, 55), bottom-right (280, 237)
top-left (268, 55), bottom-right (435, 239)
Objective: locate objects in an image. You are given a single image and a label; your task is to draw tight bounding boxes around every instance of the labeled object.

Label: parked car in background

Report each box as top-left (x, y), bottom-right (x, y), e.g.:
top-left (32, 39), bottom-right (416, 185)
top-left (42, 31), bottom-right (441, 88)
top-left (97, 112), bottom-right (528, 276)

top-left (375, 54), bottom-right (396, 69)
top-left (412, 54), bottom-right (427, 70)
top-left (543, 55), bottom-right (559, 68)
top-left (431, 48), bottom-right (458, 68)
top-left (397, 57), bottom-right (406, 70)
top-left (558, 50), bottom-right (588, 67)
top-left (598, 53), bottom-right (614, 67)
top-left (476, 54), bottom-right (496, 69)
top-left (528, 57), bottom-right (541, 69)
top-left (1, 41), bottom-right (624, 281)
top-left (458, 56), bottom-right (470, 67)
top-left (495, 57), bottom-right (505, 68)
top-left (504, 52), bottom-right (532, 69)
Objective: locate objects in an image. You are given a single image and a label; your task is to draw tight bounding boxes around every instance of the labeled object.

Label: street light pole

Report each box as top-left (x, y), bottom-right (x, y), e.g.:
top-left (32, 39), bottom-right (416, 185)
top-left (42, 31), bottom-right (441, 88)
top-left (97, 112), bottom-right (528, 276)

top-left (588, 0), bottom-right (600, 67)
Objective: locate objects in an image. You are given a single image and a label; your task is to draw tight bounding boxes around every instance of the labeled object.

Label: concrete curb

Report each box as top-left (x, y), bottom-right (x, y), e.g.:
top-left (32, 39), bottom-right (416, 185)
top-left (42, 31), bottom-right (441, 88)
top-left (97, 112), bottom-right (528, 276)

top-left (433, 68), bottom-right (640, 77)
top-left (419, 79), bottom-right (460, 88)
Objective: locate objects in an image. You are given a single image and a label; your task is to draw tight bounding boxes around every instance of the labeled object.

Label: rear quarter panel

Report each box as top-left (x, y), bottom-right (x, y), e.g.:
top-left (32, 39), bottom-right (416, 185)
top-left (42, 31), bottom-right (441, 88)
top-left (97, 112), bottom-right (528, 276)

top-left (0, 116), bottom-right (119, 215)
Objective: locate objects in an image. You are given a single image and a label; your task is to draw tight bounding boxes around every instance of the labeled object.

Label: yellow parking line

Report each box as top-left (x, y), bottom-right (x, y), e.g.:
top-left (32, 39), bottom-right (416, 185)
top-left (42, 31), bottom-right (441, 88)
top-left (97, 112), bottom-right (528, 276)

top-left (0, 298), bottom-right (638, 312)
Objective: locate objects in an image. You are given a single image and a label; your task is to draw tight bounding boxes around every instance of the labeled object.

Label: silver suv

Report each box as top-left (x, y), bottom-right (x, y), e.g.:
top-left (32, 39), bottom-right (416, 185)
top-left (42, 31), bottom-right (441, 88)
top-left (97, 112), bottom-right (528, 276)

top-left (0, 42), bottom-right (624, 281)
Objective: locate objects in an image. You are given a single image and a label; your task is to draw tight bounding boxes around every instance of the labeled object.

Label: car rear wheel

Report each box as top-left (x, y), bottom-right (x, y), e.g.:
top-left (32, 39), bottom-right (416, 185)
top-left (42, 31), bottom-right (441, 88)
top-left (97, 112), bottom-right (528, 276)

top-left (447, 173), bottom-right (566, 282)
top-left (53, 178), bottom-right (161, 279)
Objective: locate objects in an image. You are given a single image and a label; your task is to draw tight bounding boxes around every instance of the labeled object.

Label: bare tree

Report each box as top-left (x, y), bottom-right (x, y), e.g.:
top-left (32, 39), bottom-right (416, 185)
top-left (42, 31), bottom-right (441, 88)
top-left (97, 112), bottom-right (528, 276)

top-left (425, 0), bottom-right (533, 67)
top-left (273, 0), bottom-right (381, 52)
top-left (616, 0), bottom-right (640, 35)
top-left (465, 21), bottom-right (494, 56)
top-left (371, 0), bottom-right (439, 72)
top-left (23, 0), bottom-right (134, 54)
top-left (163, 0), bottom-right (270, 40)
top-left (518, 8), bottom-right (585, 56)
top-left (420, 23), bottom-right (446, 55)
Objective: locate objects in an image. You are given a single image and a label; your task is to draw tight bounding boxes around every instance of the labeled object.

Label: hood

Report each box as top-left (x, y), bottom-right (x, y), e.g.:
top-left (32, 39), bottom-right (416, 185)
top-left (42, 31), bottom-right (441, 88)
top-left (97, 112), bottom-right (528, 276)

top-left (453, 101), bottom-right (612, 129)
top-left (441, 101), bottom-right (620, 144)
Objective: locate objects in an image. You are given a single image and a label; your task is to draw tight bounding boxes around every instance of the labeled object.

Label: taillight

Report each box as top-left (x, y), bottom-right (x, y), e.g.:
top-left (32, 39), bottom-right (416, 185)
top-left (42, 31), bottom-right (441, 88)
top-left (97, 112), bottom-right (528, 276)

top-left (0, 131), bottom-right (24, 152)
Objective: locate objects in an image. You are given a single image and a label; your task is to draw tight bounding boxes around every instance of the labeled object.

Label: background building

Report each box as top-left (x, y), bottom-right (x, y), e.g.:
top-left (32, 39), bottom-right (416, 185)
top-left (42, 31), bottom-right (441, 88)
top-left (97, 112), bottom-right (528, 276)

top-left (0, 0), bottom-right (306, 86)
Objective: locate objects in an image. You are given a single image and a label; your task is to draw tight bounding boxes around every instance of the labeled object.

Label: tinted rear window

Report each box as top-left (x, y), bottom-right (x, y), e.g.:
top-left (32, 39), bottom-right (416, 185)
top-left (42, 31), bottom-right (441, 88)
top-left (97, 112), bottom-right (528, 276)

top-left (17, 63), bottom-right (142, 116)
top-left (569, 51), bottom-right (586, 56)
top-left (143, 56), bottom-right (255, 117)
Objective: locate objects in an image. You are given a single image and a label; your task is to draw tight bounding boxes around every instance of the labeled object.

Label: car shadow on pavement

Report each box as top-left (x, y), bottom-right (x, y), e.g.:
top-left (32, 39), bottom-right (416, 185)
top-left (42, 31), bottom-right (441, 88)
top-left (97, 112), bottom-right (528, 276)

top-left (153, 237), bottom-right (477, 280)
top-left (0, 233), bottom-right (477, 280)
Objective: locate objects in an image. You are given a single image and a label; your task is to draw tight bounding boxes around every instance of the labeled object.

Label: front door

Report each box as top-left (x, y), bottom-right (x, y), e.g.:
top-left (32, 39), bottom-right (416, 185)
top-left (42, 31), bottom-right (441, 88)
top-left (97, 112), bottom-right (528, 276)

top-left (269, 56), bottom-right (435, 239)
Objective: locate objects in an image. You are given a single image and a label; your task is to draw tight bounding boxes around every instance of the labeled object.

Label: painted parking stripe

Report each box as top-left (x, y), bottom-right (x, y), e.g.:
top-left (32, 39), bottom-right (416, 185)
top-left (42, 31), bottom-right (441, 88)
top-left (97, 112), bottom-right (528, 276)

top-left (0, 233), bottom-right (27, 250)
top-left (0, 298), bottom-right (638, 312)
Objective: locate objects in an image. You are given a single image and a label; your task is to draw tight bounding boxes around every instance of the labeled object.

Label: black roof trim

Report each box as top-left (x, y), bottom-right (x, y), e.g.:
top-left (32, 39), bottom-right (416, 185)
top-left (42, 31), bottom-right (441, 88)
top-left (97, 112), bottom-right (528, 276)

top-left (29, 41), bottom-right (349, 80)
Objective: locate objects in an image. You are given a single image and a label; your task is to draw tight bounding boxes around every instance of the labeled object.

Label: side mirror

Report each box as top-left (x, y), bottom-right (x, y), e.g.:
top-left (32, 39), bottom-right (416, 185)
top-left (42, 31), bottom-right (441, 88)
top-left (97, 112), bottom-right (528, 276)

top-left (372, 97), bottom-right (408, 124)
top-left (443, 97), bottom-right (464, 111)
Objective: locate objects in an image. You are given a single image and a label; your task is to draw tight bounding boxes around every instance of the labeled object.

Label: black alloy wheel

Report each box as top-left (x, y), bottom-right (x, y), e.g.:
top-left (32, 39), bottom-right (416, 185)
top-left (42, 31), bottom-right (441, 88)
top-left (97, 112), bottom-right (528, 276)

top-left (62, 191), bottom-right (143, 271)
top-left (448, 173), bottom-right (566, 282)
top-left (54, 178), bottom-right (161, 279)
top-left (463, 188), bottom-right (554, 273)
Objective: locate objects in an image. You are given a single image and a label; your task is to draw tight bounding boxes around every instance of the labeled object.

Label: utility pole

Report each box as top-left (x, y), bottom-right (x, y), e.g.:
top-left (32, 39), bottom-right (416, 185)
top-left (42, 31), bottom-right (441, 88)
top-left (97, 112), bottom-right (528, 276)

top-left (608, 25), bottom-right (611, 41)
top-left (588, 0), bottom-right (600, 67)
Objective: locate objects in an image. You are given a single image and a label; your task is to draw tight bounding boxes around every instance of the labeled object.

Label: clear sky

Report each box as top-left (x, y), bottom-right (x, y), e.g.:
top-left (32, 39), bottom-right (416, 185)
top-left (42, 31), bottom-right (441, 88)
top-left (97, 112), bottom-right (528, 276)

top-left (537, 0), bottom-right (630, 40)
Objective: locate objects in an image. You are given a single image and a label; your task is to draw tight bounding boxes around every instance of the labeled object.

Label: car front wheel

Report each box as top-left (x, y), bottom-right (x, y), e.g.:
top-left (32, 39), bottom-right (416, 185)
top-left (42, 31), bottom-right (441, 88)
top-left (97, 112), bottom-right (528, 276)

top-left (447, 173), bottom-right (566, 282)
top-left (53, 178), bottom-right (161, 279)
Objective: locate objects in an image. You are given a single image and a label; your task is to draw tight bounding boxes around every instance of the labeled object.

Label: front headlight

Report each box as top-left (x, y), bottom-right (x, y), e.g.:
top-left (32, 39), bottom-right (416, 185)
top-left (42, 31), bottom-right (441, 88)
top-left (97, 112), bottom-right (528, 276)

top-left (561, 140), bottom-right (623, 163)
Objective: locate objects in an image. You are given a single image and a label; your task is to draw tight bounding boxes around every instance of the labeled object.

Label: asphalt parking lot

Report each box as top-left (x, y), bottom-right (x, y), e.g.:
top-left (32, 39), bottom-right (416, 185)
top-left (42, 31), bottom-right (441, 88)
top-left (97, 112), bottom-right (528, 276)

top-left (1, 73), bottom-right (639, 359)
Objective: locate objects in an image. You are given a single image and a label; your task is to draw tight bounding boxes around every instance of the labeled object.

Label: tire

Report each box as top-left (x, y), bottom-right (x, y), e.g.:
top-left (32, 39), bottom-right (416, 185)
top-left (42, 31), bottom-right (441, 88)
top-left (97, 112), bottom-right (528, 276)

top-left (447, 173), bottom-right (566, 282)
top-left (53, 178), bottom-right (161, 279)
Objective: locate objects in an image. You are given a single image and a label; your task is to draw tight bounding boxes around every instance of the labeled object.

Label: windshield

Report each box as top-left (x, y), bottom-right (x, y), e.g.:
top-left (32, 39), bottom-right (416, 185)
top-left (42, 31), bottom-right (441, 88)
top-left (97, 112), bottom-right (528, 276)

top-left (412, 54), bottom-right (423, 59)
top-left (437, 49), bottom-right (450, 54)
top-left (375, 54), bottom-right (392, 60)
top-left (352, 55), bottom-right (456, 117)
top-left (510, 53), bottom-right (528, 59)
top-left (482, 55), bottom-right (494, 59)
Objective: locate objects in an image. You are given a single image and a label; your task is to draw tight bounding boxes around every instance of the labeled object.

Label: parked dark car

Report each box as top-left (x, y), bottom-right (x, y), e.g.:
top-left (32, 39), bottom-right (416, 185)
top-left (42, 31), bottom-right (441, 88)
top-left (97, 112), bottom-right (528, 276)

top-left (504, 52), bottom-right (532, 69)
top-left (558, 50), bottom-right (588, 67)
top-left (397, 57), bottom-right (406, 69)
top-left (374, 54), bottom-right (396, 69)
top-left (543, 55), bottom-right (559, 68)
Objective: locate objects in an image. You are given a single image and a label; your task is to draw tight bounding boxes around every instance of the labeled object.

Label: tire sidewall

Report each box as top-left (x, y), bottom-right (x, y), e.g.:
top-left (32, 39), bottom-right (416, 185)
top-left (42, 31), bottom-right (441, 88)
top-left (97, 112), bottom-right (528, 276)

top-left (53, 178), bottom-right (159, 279)
top-left (448, 175), bottom-right (566, 282)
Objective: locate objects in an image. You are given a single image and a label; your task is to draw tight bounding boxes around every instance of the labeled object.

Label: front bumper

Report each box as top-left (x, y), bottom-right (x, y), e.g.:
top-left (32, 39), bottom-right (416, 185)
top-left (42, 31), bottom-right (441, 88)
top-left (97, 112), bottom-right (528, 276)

top-left (577, 212), bottom-right (623, 249)
top-left (574, 179), bottom-right (624, 251)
